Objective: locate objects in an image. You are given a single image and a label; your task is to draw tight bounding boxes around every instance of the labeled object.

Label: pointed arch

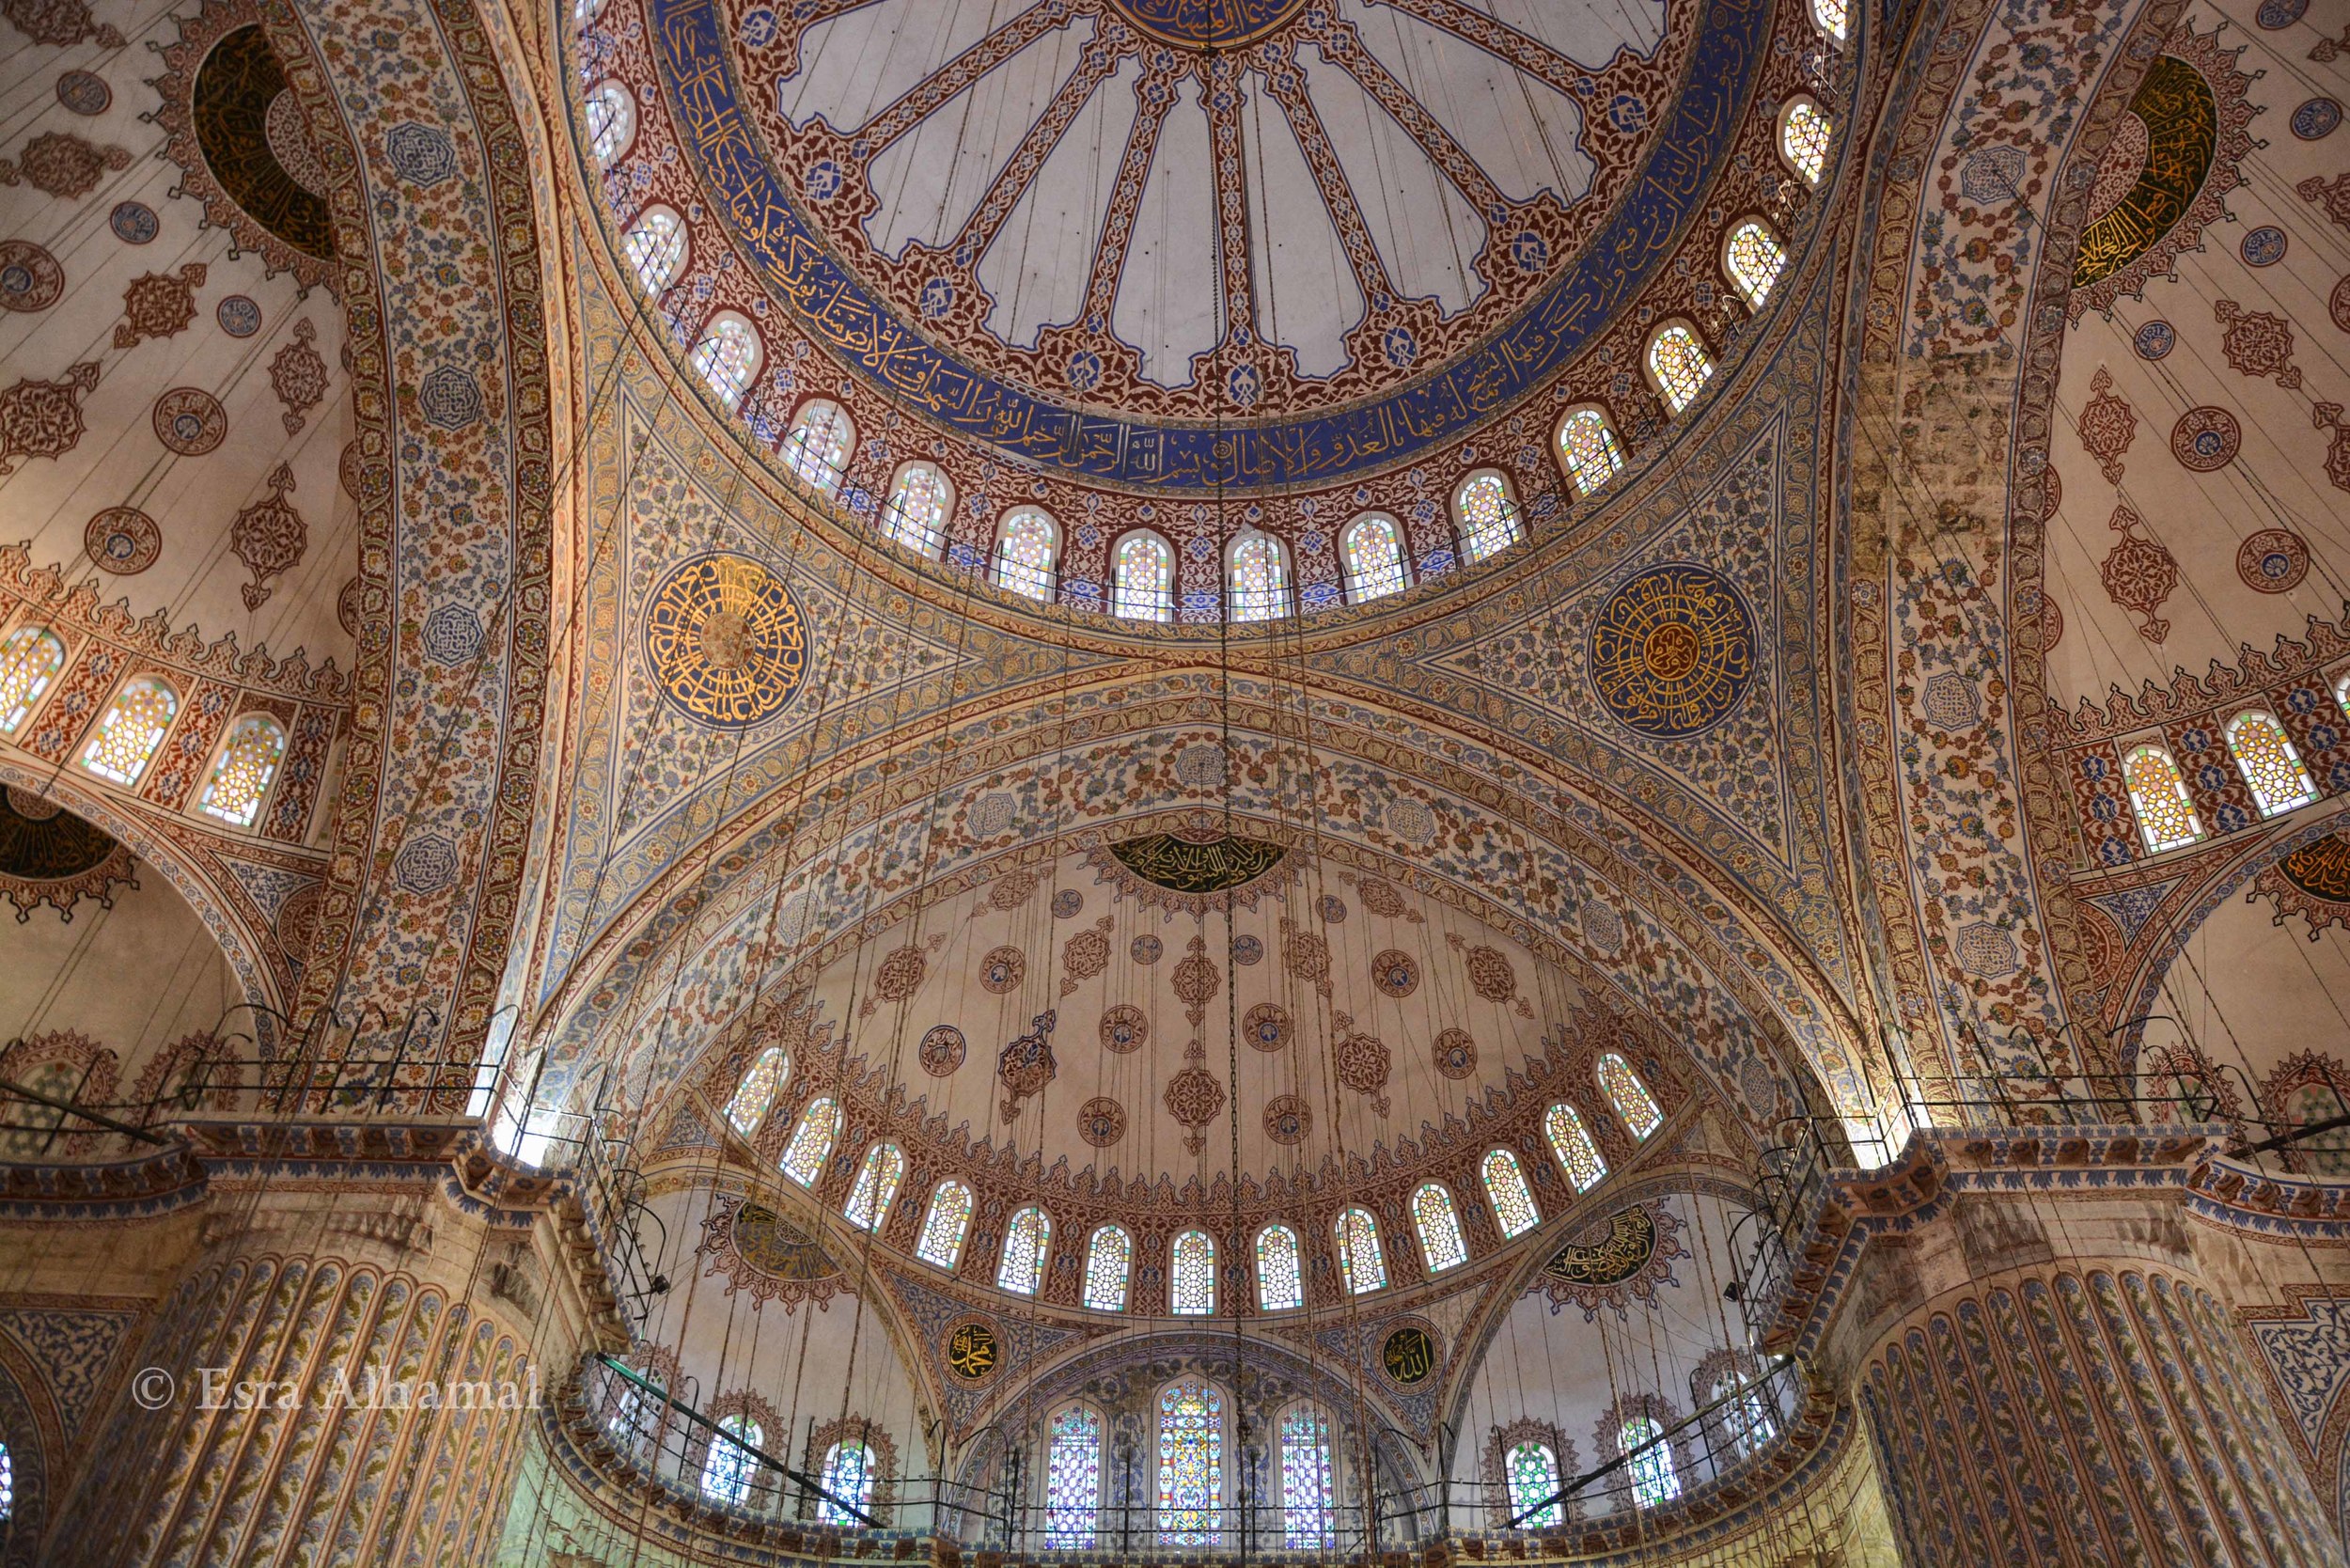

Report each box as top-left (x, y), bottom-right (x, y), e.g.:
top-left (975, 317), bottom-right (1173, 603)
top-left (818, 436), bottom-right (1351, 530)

top-left (1722, 219), bottom-right (1787, 309)
top-left (1554, 407), bottom-right (1624, 499)
top-left (1256, 1223), bottom-right (1303, 1310)
top-left (1227, 532), bottom-right (1291, 621)
top-left (916, 1180), bottom-right (973, 1267)
top-left (2123, 744), bottom-right (2203, 854)
top-left (2225, 710), bottom-right (2317, 817)
top-left (1335, 1207), bottom-right (1385, 1294)
top-left (723, 1045), bottom-right (789, 1137)
top-left (1170, 1229), bottom-right (1215, 1314)
top-left (622, 204), bottom-right (688, 294)
top-left (843, 1142), bottom-right (904, 1231)
top-left (881, 462), bottom-right (952, 558)
top-left (1413, 1183), bottom-right (1468, 1273)
top-left (778, 1095), bottom-right (839, 1185)
top-left (80, 677), bottom-right (178, 786)
top-left (1155, 1379), bottom-right (1225, 1545)
top-left (691, 311), bottom-right (762, 410)
top-left (1045, 1403), bottom-right (1104, 1548)
top-left (1597, 1054), bottom-right (1665, 1139)
top-left (1481, 1148), bottom-right (1540, 1237)
top-left (196, 713), bottom-right (287, 828)
top-left (1778, 97), bottom-right (1831, 185)
top-left (1644, 322), bottom-right (1714, 415)
top-left (1544, 1102), bottom-right (1608, 1191)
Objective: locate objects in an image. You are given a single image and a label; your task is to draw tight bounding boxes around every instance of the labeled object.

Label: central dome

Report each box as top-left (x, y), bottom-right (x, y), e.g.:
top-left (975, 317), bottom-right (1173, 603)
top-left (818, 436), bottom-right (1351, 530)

top-left (1106, 0), bottom-right (1313, 49)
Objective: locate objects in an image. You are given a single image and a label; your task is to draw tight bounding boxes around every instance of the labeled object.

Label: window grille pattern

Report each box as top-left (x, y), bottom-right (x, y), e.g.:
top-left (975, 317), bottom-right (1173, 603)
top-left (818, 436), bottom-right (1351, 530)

top-left (998, 1206), bottom-right (1052, 1294)
top-left (692, 315), bottom-right (760, 409)
top-left (883, 463), bottom-right (950, 557)
top-left (724, 1046), bottom-right (789, 1136)
top-left (587, 80), bottom-right (634, 163)
top-left (916, 1180), bottom-right (973, 1267)
top-left (1810, 0), bottom-right (1847, 39)
top-left (844, 1142), bottom-right (904, 1231)
top-left (623, 206), bottom-right (686, 293)
top-left (1256, 1224), bottom-right (1304, 1310)
top-left (783, 400), bottom-right (854, 494)
top-left (818, 1440), bottom-right (874, 1525)
top-left (1156, 1381), bottom-right (1223, 1545)
top-left (1170, 1228), bottom-right (1215, 1314)
top-left (1280, 1408), bottom-right (1335, 1548)
top-left (1598, 1054), bottom-right (1664, 1139)
top-left (1413, 1183), bottom-right (1468, 1273)
top-left (1556, 410), bottom-right (1624, 498)
top-left (2123, 745), bottom-right (2204, 853)
top-left (1781, 100), bottom-right (1831, 184)
top-left (778, 1096), bottom-right (838, 1185)
top-left (1714, 1371), bottom-right (1778, 1457)
top-left (2226, 710), bottom-right (2317, 816)
top-left (1622, 1418), bottom-right (1680, 1509)
top-left (1647, 325), bottom-right (1714, 415)
top-left (1229, 535), bottom-right (1289, 620)
top-left (1046, 1405), bottom-right (1102, 1548)
top-left (702, 1415), bottom-right (762, 1506)
top-left (82, 678), bottom-right (177, 785)
top-left (995, 509), bottom-right (1058, 602)
top-left (1506, 1441), bottom-right (1562, 1528)
top-left (1456, 472), bottom-right (1520, 563)
top-left (0, 628), bottom-right (63, 733)
top-left (1482, 1149), bottom-right (1539, 1237)
top-left (1544, 1103), bottom-right (1608, 1191)
top-left (1083, 1225), bottom-right (1131, 1311)
top-left (1341, 515), bottom-right (1409, 602)
top-left (196, 714), bottom-right (286, 826)
top-left (1336, 1207), bottom-right (1386, 1294)
top-left (1724, 222), bottom-right (1787, 308)
top-left (1113, 533), bottom-right (1174, 620)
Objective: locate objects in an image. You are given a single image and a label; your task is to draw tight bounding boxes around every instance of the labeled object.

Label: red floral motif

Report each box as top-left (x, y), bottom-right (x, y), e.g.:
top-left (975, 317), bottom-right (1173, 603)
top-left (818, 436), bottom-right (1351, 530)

top-left (2333, 275), bottom-right (2350, 335)
top-left (2, 0), bottom-right (122, 46)
top-left (1170, 933), bottom-right (1220, 1026)
top-left (1077, 1095), bottom-right (1126, 1147)
top-left (0, 133), bottom-right (129, 198)
top-left (2043, 595), bottom-right (2063, 651)
top-left (1351, 874), bottom-right (1419, 920)
top-left (2216, 299), bottom-right (2300, 388)
top-left (1262, 1094), bottom-right (1310, 1145)
top-left (1163, 1064), bottom-right (1226, 1154)
top-left (2075, 368), bottom-right (2136, 481)
top-left (997, 1010), bottom-right (1057, 1123)
top-left (1099, 1004), bottom-right (1146, 1054)
top-left (337, 575), bottom-right (363, 636)
top-left (981, 869), bottom-right (1038, 910)
top-left (2099, 503), bottom-right (2179, 644)
top-left (268, 318), bottom-right (328, 434)
top-left (0, 360), bottom-right (99, 476)
top-left (0, 241), bottom-right (64, 312)
top-left (152, 387), bottom-right (226, 455)
top-left (2236, 528), bottom-right (2311, 593)
top-left (1241, 1002), bottom-right (1290, 1052)
top-left (2297, 171), bottom-right (2350, 230)
top-left (1058, 916), bottom-right (1112, 996)
top-left (115, 264), bottom-right (210, 349)
top-left (229, 463), bottom-right (307, 610)
top-left (2330, 421), bottom-right (2350, 494)
top-left (1330, 1011), bottom-right (1391, 1115)
top-left (1433, 1027), bottom-right (1477, 1079)
top-left (2168, 406), bottom-right (2240, 471)
top-left (978, 944), bottom-right (1026, 995)
top-left (1278, 918), bottom-right (1332, 996)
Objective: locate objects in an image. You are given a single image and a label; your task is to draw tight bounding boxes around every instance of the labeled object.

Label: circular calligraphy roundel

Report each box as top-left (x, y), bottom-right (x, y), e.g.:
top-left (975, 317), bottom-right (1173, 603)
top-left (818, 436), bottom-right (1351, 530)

top-left (645, 553), bottom-right (808, 728)
top-left (1587, 562), bottom-right (1757, 739)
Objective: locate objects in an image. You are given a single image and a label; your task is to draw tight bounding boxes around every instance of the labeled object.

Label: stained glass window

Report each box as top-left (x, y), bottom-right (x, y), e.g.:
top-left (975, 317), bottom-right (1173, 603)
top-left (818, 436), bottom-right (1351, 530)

top-left (1556, 409), bottom-right (1624, 500)
top-left (1505, 1441), bottom-right (1562, 1529)
top-left (0, 628), bottom-right (63, 733)
top-left (1712, 1370), bottom-right (1778, 1458)
top-left (916, 1180), bottom-right (973, 1267)
top-left (1046, 1404), bottom-right (1102, 1548)
top-left (2123, 745), bottom-right (2204, 854)
top-left (1170, 1229), bottom-right (1214, 1314)
top-left (1810, 0), bottom-right (1847, 40)
top-left (1647, 324), bottom-right (1714, 416)
top-left (844, 1142), bottom-right (904, 1231)
top-left (1779, 99), bottom-right (1830, 185)
top-left (2337, 672), bottom-right (2350, 724)
top-left (702, 1414), bottom-right (762, 1506)
top-left (1229, 534), bottom-right (1289, 621)
top-left (998, 1206), bottom-right (1051, 1294)
top-left (606, 1368), bottom-right (662, 1445)
top-left (1280, 1407), bottom-right (1334, 1548)
top-left (1156, 1380), bottom-right (1223, 1545)
top-left (623, 206), bottom-right (687, 294)
top-left (575, 0), bottom-right (607, 24)
top-left (1335, 1207), bottom-right (1386, 1294)
top-left (783, 400), bottom-right (854, 494)
top-left (724, 1046), bottom-right (789, 1136)
top-left (1413, 1184), bottom-right (1468, 1273)
top-left (778, 1096), bottom-right (839, 1186)
top-left (1113, 532), bottom-right (1175, 621)
top-left (1544, 1103), bottom-right (1608, 1191)
top-left (1455, 471), bottom-right (1521, 564)
top-left (2287, 1078), bottom-right (2350, 1175)
top-left (1256, 1224), bottom-right (1304, 1310)
top-left (81, 677), bottom-right (177, 785)
top-left (1598, 1054), bottom-right (1664, 1139)
top-left (0, 1442), bottom-right (12, 1520)
top-left (587, 80), bottom-right (636, 164)
top-left (1083, 1225), bottom-right (1131, 1311)
top-left (995, 509), bottom-right (1058, 602)
top-left (692, 313), bottom-right (761, 410)
top-left (1724, 221), bottom-right (1787, 309)
top-left (1481, 1149), bottom-right (1540, 1238)
top-left (818, 1439), bottom-right (875, 1525)
top-left (1341, 514), bottom-right (1410, 603)
top-left (1622, 1418), bottom-right (1679, 1509)
top-left (196, 713), bottom-right (286, 827)
top-left (2226, 710), bottom-right (2317, 817)
top-left (882, 463), bottom-right (950, 558)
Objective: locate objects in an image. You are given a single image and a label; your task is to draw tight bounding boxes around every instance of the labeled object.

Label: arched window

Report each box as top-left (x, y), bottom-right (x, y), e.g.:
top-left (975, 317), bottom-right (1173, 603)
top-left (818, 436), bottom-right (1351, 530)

top-left (1621, 1417), bottom-right (1679, 1509)
top-left (818, 1438), bottom-right (876, 1525)
top-left (574, 0), bottom-right (608, 24)
top-left (2226, 711), bottom-right (2317, 817)
top-left (691, 312), bottom-right (762, 411)
top-left (605, 1363), bottom-right (665, 1449)
top-left (1413, 1183), bottom-right (1468, 1273)
top-left (782, 399), bottom-right (854, 494)
top-left (1157, 1380), bottom-right (1224, 1545)
top-left (1723, 220), bottom-right (1787, 309)
top-left (702, 1414), bottom-right (763, 1507)
top-left (1454, 470), bottom-right (1521, 564)
top-left (1083, 1224), bottom-right (1131, 1310)
top-left (2336, 670), bottom-right (2350, 723)
top-left (997, 1206), bottom-right (1052, 1294)
top-left (1170, 1229), bottom-right (1215, 1314)
top-left (1778, 98), bottom-right (1831, 186)
top-left (1280, 1406), bottom-right (1335, 1549)
top-left (1555, 408), bottom-right (1624, 500)
top-left (1335, 1207), bottom-right (1386, 1294)
top-left (1810, 0), bottom-right (1847, 41)
top-left (1256, 1224), bottom-right (1304, 1310)
top-left (1228, 533), bottom-right (1290, 621)
top-left (843, 1142), bottom-right (904, 1231)
top-left (1112, 531), bottom-right (1175, 621)
top-left (1544, 1103), bottom-right (1609, 1191)
top-left (196, 713), bottom-right (286, 827)
top-left (0, 627), bottom-right (64, 733)
top-left (1481, 1149), bottom-right (1540, 1238)
top-left (881, 462), bottom-right (951, 558)
top-left (1505, 1440), bottom-right (1562, 1529)
top-left (1340, 513), bottom-right (1411, 603)
top-left (1711, 1368), bottom-right (1778, 1458)
top-left (0, 1439), bottom-right (13, 1519)
top-left (2123, 744), bottom-right (2204, 854)
top-left (1045, 1404), bottom-right (1103, 1549)
top-left (994, 508), bottom-right (1058, 602)
top-left (622, 205), bottom-right (687, 294)
top-left (723, 1045), bottom-right (789, 1136)
top-left (778, 1096), bottom-right (839, 1185)
top-left (916, 1179), bottom-right (973, 1267)
top-left (1598, 1054), bottom-right (1664, 1139)
top-left (586, 80), bottom-right (636, 164)
top-left (1646, 323), bottom-right (1714, 416)
top-left (81, 676), bottom-right (177, 785)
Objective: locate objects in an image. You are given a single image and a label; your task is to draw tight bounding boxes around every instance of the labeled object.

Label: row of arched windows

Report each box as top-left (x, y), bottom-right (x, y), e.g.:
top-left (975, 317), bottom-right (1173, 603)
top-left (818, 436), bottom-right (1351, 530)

top-left (0, 627), bottom-right (289, 827)
top-left (2118, 707), bottom-right (2325, 855)
top-left (1044, 1384), bottom-right (1330, 1548)
top-left (721, 1045), bottom-right (1664, 1312)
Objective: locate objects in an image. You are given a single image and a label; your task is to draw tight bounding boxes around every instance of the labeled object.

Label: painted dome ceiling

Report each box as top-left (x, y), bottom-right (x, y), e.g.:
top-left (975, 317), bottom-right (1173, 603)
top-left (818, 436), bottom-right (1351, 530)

top-left (587, 0), bottom-right (1774, 489)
